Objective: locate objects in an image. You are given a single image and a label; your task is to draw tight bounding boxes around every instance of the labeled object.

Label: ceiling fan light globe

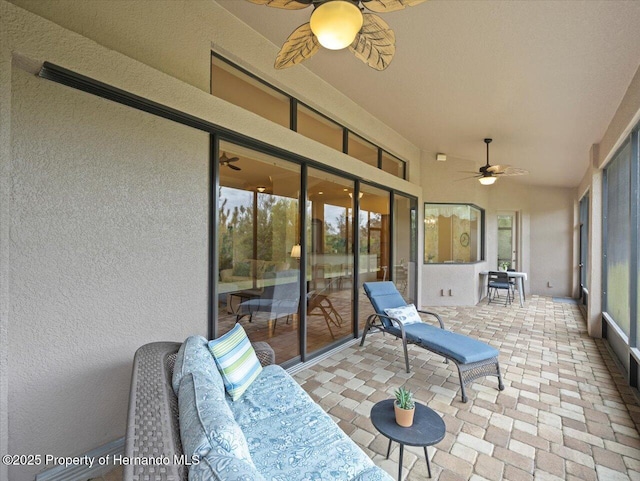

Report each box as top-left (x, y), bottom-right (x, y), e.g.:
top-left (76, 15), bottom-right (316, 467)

top-left (310, 1), bottom-right (363, 50)
top-left (478, 176), bottom-right (497, 186)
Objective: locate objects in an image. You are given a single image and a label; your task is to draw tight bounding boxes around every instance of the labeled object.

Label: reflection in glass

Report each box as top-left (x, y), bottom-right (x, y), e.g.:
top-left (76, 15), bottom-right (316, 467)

top-left (348, 133), bottom-right (378, 168)
top-left (306, 169), bottom-right (354, 352)
top-left (424, 204), bottom-right (483, 264)
top-left (358, 185), bottom-right (390, 331)
top-left (298, 105), bottom-right (343, 152)
top-left (394, 194), bottom-right (417, 303)
top-left (381, 151), bottom-right (405, 179)
top-left (212, 56), bottom-right (290, 129)
top-left (217, 141), bottom-right (300, 364)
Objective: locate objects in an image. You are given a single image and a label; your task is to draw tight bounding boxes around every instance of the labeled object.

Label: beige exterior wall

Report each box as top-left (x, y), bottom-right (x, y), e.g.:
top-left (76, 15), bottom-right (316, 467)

top-left (0, 2), bottom-right (421, 479)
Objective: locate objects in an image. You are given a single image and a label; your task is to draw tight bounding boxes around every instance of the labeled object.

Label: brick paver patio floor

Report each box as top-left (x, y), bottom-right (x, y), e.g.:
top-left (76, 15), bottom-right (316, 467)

top-left (293, 295), bottom-right (640, 481)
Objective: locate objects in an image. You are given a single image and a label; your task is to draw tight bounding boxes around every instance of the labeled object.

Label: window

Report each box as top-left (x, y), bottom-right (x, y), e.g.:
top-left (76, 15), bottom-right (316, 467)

top-left (382, 151), bottom-right (405, 178)
top-left (297, 104), bottom-right (343, 152)
top-left (424, 203), bottom-right (483, 264)
top-left (604, 141), bottom-right (631, 337)
top-left (211, 53), bottom-right (408, 179)
top-left (211, 55), bottom-right (290, 129)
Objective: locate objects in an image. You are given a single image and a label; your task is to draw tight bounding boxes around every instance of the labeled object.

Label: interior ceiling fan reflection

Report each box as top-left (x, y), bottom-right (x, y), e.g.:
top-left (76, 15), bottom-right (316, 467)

top-left (219, 152), bottom-right (241, 171)
top-left (459, 139), bottom-right (529, 185)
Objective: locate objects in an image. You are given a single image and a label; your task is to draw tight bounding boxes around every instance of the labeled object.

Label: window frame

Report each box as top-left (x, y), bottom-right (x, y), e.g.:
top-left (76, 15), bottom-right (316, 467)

top-left (423, 202), bottom-right (485, 264)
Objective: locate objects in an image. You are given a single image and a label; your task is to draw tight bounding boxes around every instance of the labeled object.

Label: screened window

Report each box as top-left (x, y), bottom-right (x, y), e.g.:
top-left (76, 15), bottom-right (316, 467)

top-left (604, 142), bottom-right (631, 336)
top-left (424, 204), bottom-right (483, 264)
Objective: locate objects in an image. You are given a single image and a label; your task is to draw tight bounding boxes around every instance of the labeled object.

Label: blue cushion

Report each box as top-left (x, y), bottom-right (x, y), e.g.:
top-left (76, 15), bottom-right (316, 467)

top-left (228, 365), bottom-right (391, 480)
top-left (364, 282), bottom-right (407, 328)
top-left (173, 335), bottom-right (223, 395)
top-left (178, 372), bottom-right (254, 465)
top-left (188, 451), bottom-right (266, 481)
top-left (391, 323), bottom-right (498, 364)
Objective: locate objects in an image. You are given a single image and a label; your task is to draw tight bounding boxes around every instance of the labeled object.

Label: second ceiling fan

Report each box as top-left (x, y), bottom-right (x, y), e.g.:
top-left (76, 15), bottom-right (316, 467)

top-left (462, 139), bottom-right (529, 185)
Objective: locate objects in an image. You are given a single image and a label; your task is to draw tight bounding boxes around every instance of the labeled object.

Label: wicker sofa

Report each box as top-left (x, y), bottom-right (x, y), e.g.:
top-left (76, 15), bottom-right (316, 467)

top-left (124, 337), bottom-right (392, 481)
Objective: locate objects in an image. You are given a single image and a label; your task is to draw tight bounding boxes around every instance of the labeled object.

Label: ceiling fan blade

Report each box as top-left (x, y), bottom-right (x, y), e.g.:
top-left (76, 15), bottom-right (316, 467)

top-left (361, 0), bottom-right (427, 13)
top-left (487, 164), bottom-right (506, 173)
top-left (245, 0), bottom-right (311, 9)
top-left (227, 156), bottom-right (240, 163)
top-left (227, 164), bottom-right (242, 171)
top-left (455, 175), bottom-right (482, 182)
top-left (275, 22), bottom-right (320, 69)
top-left (496, 167), bottom-right (529, 176)
top-left (348, 14), bottom-right (396, 71)
top-left (459, 171), bottom-right (482, 175)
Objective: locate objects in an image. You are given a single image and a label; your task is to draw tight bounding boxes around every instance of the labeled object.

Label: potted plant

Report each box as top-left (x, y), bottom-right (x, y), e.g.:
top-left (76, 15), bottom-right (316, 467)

top-left (394, 387), bottom-right (415, 427)
top-left (499, 261), bottom-right (510, 271)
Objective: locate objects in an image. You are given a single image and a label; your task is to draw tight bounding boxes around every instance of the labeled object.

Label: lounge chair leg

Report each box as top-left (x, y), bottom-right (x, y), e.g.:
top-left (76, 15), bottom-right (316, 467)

top-left (360, 319), bottom-right (372, 346)
top-left (497, 361), bottom-right (505, 391)
top-left (456, 363), bottom-right (468, 402)
top-left (402, 339), bottom-right (410, 374)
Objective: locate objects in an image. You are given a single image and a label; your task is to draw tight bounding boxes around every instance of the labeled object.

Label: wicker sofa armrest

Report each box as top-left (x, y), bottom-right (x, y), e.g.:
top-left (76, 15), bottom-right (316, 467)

top-left (123, 340), bottom-right (275, 481)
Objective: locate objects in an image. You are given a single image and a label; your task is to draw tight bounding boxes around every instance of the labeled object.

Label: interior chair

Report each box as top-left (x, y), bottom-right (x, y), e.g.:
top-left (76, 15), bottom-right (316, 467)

top-left (236, 270), bottom-right (299, 333)
top-left (361, 281), bottom-right (504, 402)
top-left (487, 271), bottom-right (512, 306)
top-left (506, 268), bottom-right (517, 299)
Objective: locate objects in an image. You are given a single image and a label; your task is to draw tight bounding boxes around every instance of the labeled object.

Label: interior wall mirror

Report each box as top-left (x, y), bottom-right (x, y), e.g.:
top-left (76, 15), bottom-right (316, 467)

top-left (424, 203), bottom-right (484, 264)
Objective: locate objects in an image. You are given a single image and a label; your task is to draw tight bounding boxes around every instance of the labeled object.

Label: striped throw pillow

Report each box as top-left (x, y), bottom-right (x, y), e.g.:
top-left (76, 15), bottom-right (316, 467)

top-left (208, 324), bottom-right (262, 401)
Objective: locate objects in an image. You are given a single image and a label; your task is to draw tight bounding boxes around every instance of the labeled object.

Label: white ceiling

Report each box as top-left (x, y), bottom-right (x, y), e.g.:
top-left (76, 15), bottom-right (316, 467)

top-left (216, 0), bottom-right (640, 188)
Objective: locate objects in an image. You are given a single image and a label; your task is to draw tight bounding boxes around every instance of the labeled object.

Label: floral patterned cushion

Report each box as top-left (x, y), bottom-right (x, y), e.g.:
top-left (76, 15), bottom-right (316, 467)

top-left (228, 365), bottom-right (392, 481)
top-left (172, 335), bottom-right (223, 394)
top-left (178, 372), bottom-right (253, 466)
top-left (384, 304), bottom-right (423, 326)
top-left (188, 451), bottom-right (266, 481)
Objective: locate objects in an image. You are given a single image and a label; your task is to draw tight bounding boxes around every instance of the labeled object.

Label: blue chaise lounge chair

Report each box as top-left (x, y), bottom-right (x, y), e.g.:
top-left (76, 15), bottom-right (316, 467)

top-left (361, 282), bottom-right (504, 402)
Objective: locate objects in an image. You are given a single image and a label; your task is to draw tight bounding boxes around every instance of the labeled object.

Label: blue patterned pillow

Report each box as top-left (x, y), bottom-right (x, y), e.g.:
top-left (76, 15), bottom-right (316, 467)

top-left (172, 335), bottom-right (222, 395)
top-left (384, 304), bottom-right (423, 326)
top-left (178, 372), bottom-right (254, 465)
top-left (208, 324), bottom-right (262, 401)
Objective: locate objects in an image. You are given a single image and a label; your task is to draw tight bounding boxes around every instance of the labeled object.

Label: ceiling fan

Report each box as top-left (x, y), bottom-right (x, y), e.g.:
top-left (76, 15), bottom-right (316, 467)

top-left (462, 139), bottom-right (529, 185)
top-left (245, 0), bottom-right (427, 71)
top-left (219, 152), bottom-right (241, 171)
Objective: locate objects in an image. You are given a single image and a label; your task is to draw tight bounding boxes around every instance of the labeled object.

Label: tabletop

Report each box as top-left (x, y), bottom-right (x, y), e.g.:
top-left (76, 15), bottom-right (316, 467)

top-left (370, 399), bottom-right (446, 447)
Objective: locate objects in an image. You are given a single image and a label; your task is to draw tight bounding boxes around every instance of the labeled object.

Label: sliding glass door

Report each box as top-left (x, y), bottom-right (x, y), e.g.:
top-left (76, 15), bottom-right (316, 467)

top-left (358, 184), bottom-right (391, 331)
top-left (217, 141), bottom-right (301, 364)
top-left (306, 169), bottom-right (355, 352)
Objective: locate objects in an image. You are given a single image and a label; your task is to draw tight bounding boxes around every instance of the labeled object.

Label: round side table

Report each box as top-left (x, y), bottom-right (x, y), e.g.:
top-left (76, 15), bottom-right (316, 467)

top-left (371, 399), bottom-right (446, 480)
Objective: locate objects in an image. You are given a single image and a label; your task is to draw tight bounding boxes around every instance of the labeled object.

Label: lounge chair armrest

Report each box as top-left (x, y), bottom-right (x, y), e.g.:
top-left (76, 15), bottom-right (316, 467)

top-left (366, 313), bottom-right (407, 336)
top-left (417, 309), bottom-right (445, 329)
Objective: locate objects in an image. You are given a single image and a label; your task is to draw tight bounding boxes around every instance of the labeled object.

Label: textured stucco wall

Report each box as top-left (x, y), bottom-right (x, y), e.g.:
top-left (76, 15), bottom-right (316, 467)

top-left (9, 66), bottom-right (210, 480)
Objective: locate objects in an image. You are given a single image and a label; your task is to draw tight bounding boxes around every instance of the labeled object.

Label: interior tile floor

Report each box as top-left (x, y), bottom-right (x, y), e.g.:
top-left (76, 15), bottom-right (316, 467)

top-left (94, 295), bottom-right (640, 481)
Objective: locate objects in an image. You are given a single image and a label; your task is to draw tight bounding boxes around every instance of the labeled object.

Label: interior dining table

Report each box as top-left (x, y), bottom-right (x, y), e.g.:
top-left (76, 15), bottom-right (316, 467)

top-left (479, 270), bottom-right (527, 307)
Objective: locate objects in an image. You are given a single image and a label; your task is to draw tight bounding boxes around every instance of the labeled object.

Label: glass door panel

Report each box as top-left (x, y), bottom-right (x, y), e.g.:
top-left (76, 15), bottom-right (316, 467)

top-left (497, 213), bottom-right (516, 270)
top-left (306, 169), bottom-right (355, 352)
top-left (358, 185), bottom-right (390, 332)
top-left (394, 194), bottom-right (417, 303)
top-left (218, 141), bottom-right (301, 364)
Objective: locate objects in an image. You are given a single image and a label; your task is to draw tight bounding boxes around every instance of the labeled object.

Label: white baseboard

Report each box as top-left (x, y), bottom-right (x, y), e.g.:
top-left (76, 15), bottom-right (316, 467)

top-left (35, 437), bottom-right (124, 481)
